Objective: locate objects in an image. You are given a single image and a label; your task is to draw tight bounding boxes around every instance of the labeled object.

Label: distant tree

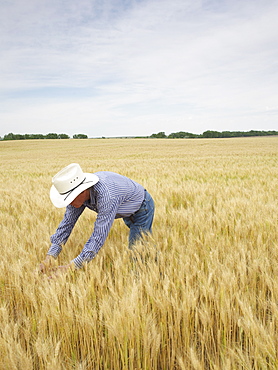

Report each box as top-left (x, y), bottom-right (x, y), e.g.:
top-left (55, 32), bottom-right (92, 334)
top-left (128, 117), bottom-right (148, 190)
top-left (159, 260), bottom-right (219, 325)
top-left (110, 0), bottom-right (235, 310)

top-left (32, 134), bottom-right (45, 139)
top-left (220, 131), bottom-right (233, 138)
top-left (58, 133), bottom-right (70, 139)
top-left (3, 133), bottom-right (15, 140)
top-left (201, 130), bottom-right (278, 138)
top-left (3, 132), bottom-right (72, 140)
top-left (73, 134), bottom-right (88, 139)
top-left (45, 133), bottom-right (58, 139)
top-left (168, 131), bottom-right (197, 138)
top-left (202, 130), bottom-right (222, 138)
top-left (150, 132), bottom-right (167, 138)
top-left (23, 134), bottom-right (44, 140)
top-left (4, 133), bottom-right (25, 140)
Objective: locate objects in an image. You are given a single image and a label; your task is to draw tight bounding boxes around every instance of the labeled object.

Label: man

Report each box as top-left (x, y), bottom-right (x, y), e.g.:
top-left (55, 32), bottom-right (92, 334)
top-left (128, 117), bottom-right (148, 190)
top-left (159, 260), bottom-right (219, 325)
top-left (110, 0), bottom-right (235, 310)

top-left (40, 163), bottom-right (155, 274)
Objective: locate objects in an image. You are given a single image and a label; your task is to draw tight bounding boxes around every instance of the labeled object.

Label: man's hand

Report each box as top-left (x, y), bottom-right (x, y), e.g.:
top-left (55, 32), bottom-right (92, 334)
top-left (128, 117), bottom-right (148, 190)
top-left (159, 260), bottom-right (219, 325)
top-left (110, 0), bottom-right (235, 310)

top-left (39, 256), bottom-right (75, 278)
top-left (39, 255), bottom-right (56, 274)
top-left (47, 263), bottom-right (76, 279)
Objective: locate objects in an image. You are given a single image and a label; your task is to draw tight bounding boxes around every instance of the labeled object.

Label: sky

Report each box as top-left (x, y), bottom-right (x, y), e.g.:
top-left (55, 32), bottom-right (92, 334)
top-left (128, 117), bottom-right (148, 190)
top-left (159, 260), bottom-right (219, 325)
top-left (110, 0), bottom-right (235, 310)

top-left (0, 0), bottom-right (278, 138)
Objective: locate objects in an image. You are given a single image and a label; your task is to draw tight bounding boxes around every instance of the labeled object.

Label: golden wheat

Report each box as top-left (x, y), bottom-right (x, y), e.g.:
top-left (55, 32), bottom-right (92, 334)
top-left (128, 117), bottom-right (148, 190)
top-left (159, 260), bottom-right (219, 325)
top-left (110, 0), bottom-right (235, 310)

top-left (0, 137), bottom-right (278, 369)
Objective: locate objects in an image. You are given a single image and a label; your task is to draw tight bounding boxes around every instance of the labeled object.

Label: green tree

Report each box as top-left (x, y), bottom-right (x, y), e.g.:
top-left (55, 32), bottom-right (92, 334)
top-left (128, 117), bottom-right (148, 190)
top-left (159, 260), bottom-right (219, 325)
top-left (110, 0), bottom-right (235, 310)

top-left (4, 133), bottom-right (16, 140)
top-left (168, 131), bottom-right (197, 138)
top-left (150, 132), bottom-right (167, 138)
top-left (202, 130), bottom-right (222, 138)
top-left (73, 134), bottom-right (88, 139)
top-left (58, 134), bottom-right (70, 139)
top-left (45, 133), bottom-right (59, 139)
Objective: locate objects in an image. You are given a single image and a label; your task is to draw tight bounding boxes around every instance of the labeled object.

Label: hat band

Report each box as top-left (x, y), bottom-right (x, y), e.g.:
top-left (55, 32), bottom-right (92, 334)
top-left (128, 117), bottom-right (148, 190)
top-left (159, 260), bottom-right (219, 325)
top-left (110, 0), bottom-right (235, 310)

top-left (60, 177), bottom-right (86, 196)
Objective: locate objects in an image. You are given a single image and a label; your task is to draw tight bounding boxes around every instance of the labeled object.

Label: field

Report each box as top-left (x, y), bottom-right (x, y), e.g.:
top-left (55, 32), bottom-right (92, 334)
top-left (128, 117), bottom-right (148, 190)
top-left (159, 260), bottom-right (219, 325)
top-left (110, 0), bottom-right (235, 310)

top-left (0, 137), bottom-right (278, 369)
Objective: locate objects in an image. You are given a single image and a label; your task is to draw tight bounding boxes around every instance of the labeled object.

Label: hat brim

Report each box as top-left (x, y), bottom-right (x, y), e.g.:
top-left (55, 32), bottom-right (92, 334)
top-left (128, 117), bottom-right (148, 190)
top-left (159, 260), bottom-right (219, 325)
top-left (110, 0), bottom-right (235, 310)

top-left (50, 173), bottom-right (99, 208)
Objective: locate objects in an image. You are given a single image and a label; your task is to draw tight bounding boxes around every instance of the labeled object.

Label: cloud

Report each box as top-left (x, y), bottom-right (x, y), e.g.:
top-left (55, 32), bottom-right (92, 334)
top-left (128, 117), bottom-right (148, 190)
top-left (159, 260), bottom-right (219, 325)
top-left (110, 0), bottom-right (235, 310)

top-left (0, 0), bottom-right (278, 137)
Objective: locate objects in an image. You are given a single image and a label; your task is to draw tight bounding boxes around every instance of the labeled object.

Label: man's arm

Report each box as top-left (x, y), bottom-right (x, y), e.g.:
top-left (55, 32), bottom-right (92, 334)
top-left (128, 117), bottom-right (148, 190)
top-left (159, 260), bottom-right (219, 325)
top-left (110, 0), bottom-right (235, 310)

top-left (47, 204), bottom-right (85, 259)
top-left (72, 196), bottom-right (121, 268)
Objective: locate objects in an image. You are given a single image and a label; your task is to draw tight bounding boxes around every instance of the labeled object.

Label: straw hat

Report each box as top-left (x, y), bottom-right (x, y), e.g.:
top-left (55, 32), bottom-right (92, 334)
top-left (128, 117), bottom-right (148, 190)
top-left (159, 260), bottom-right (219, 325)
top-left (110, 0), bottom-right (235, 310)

top-left (50, 163), bottom-right (99, 208)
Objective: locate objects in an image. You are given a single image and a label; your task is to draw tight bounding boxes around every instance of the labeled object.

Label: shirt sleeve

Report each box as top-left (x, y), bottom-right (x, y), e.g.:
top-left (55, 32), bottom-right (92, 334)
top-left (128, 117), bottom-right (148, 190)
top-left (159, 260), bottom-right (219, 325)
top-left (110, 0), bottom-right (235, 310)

top-left (47, 205), bottom-right (85, 259)
top-left (72, 195), bottom-right (121, 268)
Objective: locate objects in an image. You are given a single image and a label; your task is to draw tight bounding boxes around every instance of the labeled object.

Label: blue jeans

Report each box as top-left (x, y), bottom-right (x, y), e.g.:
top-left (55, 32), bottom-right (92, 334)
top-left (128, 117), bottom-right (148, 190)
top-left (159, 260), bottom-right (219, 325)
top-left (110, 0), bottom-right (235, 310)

top-left (123, 190), bottom-right (155, 248)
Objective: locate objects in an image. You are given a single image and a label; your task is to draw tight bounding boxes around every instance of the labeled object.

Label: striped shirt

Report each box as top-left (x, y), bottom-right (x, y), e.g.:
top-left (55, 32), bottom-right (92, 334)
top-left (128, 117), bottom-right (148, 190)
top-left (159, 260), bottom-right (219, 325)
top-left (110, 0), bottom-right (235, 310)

top-left (47, 171), bottom-right (145, 268)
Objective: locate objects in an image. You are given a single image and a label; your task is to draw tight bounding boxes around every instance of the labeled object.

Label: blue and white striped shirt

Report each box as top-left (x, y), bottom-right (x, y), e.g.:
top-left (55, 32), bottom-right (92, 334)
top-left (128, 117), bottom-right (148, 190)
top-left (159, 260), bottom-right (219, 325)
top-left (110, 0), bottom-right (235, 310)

top-left (47, 171), bottom-right (145, 268)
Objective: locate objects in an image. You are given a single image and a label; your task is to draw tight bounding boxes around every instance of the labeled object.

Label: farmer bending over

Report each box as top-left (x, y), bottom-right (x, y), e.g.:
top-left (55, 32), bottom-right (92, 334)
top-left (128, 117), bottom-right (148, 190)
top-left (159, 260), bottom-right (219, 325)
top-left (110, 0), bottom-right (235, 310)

top-left (40, 163), bottom-right (155, 275)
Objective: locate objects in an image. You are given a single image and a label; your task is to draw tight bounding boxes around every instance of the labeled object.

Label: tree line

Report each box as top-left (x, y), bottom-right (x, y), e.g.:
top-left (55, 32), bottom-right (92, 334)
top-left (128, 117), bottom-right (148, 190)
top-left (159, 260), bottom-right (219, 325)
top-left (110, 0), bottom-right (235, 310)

top-left (150, 130), bottom-right (278, 138)
top-left (1, 133), bottom-right (88, 140)
top-left (1, 130), bottom-right (277, 141)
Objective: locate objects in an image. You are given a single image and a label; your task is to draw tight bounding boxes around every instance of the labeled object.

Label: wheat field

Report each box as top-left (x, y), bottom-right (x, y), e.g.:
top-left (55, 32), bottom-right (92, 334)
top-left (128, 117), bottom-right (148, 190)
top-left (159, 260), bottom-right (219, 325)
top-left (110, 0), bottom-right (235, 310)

top-left (0, 137), bottom-right (277, 369)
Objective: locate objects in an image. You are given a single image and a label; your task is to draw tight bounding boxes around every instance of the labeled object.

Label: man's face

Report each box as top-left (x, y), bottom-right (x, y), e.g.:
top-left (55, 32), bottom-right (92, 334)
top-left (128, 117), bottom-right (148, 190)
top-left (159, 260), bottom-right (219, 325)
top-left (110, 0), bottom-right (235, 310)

top-left (70, 189), bottom-right (90, 208)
